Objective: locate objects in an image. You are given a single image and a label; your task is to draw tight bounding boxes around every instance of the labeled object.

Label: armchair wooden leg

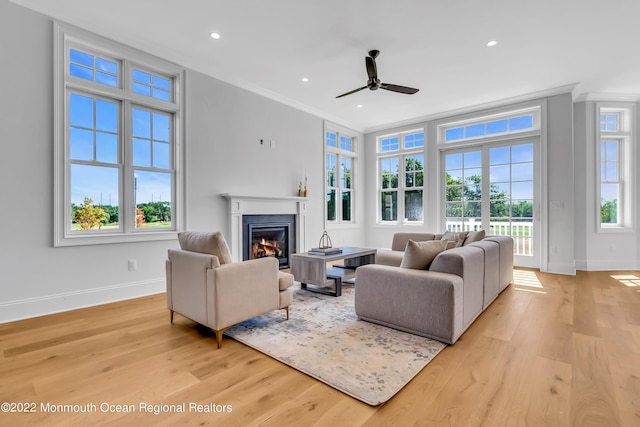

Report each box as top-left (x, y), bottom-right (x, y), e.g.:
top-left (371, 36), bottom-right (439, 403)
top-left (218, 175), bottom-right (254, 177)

top-left (213, 326), bottom-right (233, 349)
top-left (170, 310), bottom-right (174, 323)
top-left (284, 306), bottom-right (289, 320)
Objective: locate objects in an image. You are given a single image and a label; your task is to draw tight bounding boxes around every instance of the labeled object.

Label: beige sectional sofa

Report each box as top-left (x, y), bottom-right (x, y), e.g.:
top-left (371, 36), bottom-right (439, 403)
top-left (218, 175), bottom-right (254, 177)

top-left (354, 232), bottom-right (513, 344)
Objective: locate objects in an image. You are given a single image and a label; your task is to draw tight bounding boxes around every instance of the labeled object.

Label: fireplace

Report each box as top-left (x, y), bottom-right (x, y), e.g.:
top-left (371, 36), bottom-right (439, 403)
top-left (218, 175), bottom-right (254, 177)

top-left (242, 214), bottom-right (296, 269)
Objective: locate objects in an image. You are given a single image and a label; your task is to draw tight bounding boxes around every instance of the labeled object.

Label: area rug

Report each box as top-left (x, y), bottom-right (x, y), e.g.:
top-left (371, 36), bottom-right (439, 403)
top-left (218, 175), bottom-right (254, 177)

top-left (225, 283), bottom-right (446, 406)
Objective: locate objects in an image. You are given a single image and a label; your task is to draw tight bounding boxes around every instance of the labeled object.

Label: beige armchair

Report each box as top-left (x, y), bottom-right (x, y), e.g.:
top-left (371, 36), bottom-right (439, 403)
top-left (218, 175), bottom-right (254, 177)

top-left (166, 231), bottom-right (294, 348)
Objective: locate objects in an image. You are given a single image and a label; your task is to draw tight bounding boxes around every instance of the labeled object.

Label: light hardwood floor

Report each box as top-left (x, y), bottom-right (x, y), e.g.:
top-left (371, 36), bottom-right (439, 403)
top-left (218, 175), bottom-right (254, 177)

top-left (1, 269), bottom-right (639, 426)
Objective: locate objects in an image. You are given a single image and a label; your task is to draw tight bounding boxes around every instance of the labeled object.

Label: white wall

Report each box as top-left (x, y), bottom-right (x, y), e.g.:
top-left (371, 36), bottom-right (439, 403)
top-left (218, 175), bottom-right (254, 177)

top-left (0, 1), bottom-right (364, 323)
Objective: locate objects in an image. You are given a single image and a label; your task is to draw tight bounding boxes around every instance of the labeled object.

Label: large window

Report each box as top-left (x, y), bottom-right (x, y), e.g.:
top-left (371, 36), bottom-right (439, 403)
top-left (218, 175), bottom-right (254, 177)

top-left (325, 124), bottom-right (357, 224)
top-left (55, 24), bottom-right (184, 246)
top-left (377, 130), bottom-right (425, 223)
top-left (596, 104), bottom-right (634, 231)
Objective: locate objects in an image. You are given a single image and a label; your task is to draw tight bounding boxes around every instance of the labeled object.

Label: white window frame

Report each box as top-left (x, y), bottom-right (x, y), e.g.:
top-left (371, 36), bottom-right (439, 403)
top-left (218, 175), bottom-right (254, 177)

top-left (324, 122), bottom-right (358, 227)
top-left (376, 129), bottom-right (425, 225)
top-left (54, 22), bottom-right (185, 246)
top-left (595, 103), bottom-right (635, 232)
top-left (437, 106), bottom-right (541, 146)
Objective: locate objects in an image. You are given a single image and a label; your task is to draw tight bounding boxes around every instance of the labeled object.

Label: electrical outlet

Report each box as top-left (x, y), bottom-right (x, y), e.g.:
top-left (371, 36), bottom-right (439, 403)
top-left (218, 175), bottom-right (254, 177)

top-left (128, 259), bottom-right (137, 271)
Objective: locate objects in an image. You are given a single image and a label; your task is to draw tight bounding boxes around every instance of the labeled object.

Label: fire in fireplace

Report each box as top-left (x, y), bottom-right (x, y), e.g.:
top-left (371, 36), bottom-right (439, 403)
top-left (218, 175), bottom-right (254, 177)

top-left (242, 214), bottom-right (295, 269)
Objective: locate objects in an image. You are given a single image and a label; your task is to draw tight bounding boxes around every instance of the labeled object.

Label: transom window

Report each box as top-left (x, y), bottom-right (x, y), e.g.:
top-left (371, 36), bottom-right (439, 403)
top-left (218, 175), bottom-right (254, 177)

top-left (325, 124), bottom-right (358, 225)
top-left (54, 23), bottom-right (184, 246)
top-left (439, 108), bottom-right (540, 144)
top-left (377, 130), bottom-right (425, 223)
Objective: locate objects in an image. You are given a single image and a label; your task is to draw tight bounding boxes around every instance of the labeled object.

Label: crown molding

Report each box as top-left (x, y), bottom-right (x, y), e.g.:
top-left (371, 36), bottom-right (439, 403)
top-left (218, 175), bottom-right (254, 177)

top-left (574, 92), bottom-right (640, 103)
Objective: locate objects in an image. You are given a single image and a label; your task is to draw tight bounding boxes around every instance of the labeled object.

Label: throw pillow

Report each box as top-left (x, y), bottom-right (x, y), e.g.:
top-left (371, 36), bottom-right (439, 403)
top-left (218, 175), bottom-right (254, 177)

top-left (463, 229), bottom-right (486, 246)
top-left (400, 240), bottom-right (448, 270)
top-left (178, 231), bottom-right (233, 264)
top-left (440, 230), bottom-right (469, 248)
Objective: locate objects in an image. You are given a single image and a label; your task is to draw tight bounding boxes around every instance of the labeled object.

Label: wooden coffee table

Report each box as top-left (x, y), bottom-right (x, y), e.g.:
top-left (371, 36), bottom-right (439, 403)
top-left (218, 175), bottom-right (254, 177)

top-left (290, 247), bottom-right (376, 296)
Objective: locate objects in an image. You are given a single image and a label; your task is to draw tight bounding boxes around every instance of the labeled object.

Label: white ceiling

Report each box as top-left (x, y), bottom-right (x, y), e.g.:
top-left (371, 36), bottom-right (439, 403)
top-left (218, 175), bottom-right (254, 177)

top-left (10, 0), bottom-right (640, 132)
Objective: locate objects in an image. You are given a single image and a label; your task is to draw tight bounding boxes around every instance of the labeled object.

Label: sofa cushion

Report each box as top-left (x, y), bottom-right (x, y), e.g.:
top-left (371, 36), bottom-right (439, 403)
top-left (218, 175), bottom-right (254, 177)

top-left (400, 240), bottom-right (448, 270)
top-left (440, 230), bottom-right (469, 248)
top-left (178, 231), bottom-right (233, 264)
top-left (463, 229), bottom-right (486, 246)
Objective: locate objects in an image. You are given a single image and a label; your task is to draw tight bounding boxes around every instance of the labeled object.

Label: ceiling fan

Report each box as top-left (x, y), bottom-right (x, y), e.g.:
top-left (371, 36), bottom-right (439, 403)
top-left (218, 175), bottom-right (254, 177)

top-left (336, 49), bottom-right (420, 98)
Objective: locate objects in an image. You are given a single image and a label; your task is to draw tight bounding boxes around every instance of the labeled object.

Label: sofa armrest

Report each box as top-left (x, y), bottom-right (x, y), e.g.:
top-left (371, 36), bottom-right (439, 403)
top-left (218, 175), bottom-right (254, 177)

top-left (210, 257), bottom-right (280, 328)
top-left (167, 249), bottom-right (221, 325)
top-left (355, 264), bottom-right (463, 344)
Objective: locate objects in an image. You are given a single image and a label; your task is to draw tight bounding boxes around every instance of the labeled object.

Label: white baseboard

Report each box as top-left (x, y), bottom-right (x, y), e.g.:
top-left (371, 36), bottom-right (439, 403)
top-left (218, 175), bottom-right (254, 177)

top-left (545, 262), bottom-right (577, 275)
top-left (0, 278), bottom-right (165, 324)
top-left (575, 259), bottom-right (640, 271)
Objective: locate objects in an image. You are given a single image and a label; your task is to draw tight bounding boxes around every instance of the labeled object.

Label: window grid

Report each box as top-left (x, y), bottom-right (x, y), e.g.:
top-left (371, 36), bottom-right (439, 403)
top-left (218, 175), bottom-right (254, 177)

top-left (377, 130), bottom-right (425, 223)
top-left (325, 127), bottom-right (357, 224)
top-left (439, 109), bottom-right (540, 144)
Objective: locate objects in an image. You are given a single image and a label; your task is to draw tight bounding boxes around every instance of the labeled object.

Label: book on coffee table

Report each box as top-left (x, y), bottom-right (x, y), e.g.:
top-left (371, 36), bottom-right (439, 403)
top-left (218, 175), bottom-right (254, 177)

top-left (308, 247), bottom-right (343, 255)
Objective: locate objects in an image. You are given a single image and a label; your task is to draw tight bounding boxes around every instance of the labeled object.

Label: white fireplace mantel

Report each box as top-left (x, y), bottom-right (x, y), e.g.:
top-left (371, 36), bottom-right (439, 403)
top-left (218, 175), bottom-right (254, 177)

top-left (221, 193), bottom-right (310, 262)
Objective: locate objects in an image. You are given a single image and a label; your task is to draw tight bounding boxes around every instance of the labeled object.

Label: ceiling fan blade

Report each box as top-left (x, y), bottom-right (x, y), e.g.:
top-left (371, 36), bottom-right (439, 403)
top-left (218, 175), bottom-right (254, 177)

top-left (336, 86), bottom-right (368, 98)
top-left (365, 56), bottom-right (377, 79)
top-left (380, 83), bottom-right (419, 95)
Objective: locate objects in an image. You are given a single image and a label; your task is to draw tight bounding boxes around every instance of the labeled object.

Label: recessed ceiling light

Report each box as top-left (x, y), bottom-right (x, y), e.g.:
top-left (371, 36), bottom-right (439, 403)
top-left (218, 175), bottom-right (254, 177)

top-left (356, 104), bottom-right (363, 108)
top-left (487, 40), bottom-right (497, 47)
top-left (301, 77), bottom-right (309, 82)
top-left (209, 32), bottom-right (221, 40)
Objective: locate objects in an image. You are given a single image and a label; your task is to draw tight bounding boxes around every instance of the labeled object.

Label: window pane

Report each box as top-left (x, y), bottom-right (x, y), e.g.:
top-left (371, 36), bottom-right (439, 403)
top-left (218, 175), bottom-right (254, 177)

top-left (69, 63), bottom-right (93, 80)
top-left (446, 153), bottom-right (462, 169)
top-left (512, 181), bottom-right (533, 200)
top-left (153, 141), bottom-right (170, 169)
top-left (490, 201), bottom-right (510, 218)
top-left (404, 132), bottom-right (424, 148)
top-left (445, 127), bottom-right (464, 141)
top-left (490, 182), bottom-right (511, 200)
top-left (96, 132), bottom-right (117, 164)
top-left (326, 154), bottom-right (336, 186)
top-left (326, 189), bottom-right (336, 221)
top-left (133, 82), bottom-right (151, 96)
top-left (446, 170), bottom-right (463, 185)
top-left (381, 192), bottom-right (397, 221)
top-left (487, 119), bottom-right (508, 134)
top-left (153, 75), bottom-right (170, 89)
top-left (445, 202), bottom-right (462, 218)
top-left (465, 123), bottom-right (484, 138)
top-left (490, 146), bottom-right (510, 165)
top-left (133, 138), bottom-right (151, 167)
top-left (71, 164), bottom-right (119, 230)
top-left (512, 200), bottom-right (533, 219)
top-left (133, 69), bottom-right (151, 84)
top-left (490, 165), bottom-right (510, 182)
top-left (509, 115), bottom-right (533, 131)
top-left (96, 99), bottom-right (117, 133)
top-left (96, 57), bottom-right (117, 74)
top-left (464, 201), bottom-right (482, 218)
top-left (70, 49), bottom-right (93, 67)
top-left (341, 158), bottom-right (351, 189)
top-left (153, 89), bottom-right (170, 101)
top-left (511, 162), bottom-right (533, 181)
top-left (381, 136), bottom-right (399, 152)
top-left (153, 113), bottom-right (170, 142)
top-left (69, 128), bottom-right (93, 161)
top-left (600, 183), bottom-right (618, 224)
top-left (69, 93), bottom-right (94, 128)
top-left (405, 190), bottom-right (423, 221)
top-left (464, 151), bottom-right (481, 168)
top-left (134, 171), bottom-right (172, 228)
top-left (342, 191), bottom-right (351, 221)
top-left (512, 143), bottom-right (534, 162)
top-left (605, 141), bottom-right (618, 160)
top-left (340, 136), bottom-right (352, 151)
top-left (326, 132), bottom-right (337, 147)
top-left (464, 168), bottom-right (481, 183)
top-left (96, 72), bottom-right (118, 87)
top-left (605, 161), bottom-right (618, 181)
top-left (132, 109), bottom-right (151, 138)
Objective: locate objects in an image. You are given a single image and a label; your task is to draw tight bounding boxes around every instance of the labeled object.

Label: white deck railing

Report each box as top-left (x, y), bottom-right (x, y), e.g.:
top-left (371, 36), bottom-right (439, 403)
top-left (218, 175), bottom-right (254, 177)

top-left (446, 220), bottom-right (533, 256)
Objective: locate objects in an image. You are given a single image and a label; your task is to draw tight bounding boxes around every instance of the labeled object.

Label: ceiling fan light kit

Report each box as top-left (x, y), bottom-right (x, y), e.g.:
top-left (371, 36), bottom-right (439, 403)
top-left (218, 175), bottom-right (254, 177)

top-left (336, 50), bottom-right (419, 98)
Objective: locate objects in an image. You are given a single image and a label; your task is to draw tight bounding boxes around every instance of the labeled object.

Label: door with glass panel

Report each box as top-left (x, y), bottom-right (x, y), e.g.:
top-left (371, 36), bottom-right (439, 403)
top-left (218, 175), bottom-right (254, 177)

top-left (443, 140), bottom-right (539, 268)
